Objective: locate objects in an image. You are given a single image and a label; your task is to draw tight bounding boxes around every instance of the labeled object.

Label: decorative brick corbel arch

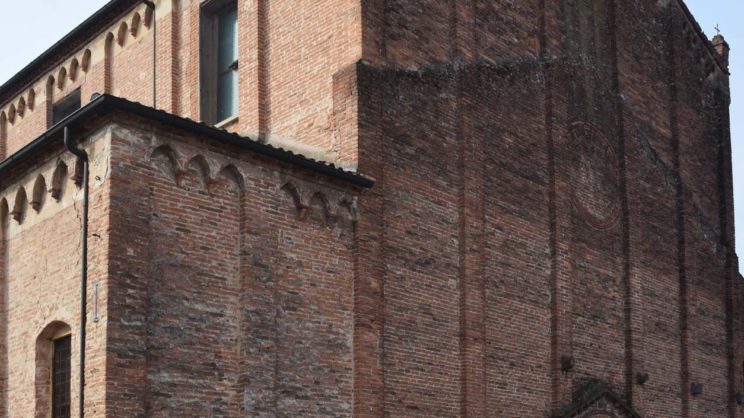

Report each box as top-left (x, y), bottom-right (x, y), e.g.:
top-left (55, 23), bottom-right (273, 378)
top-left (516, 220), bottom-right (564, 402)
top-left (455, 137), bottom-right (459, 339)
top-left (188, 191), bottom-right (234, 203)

top-left (57, 67), bottom-right (67, 91)
top-left (308, 191), bottom-right (332, 223)
top-left (7, 104), bottom-right (16, 125)
top-left (130, 12), bottom-right (142, 37)
top-left (150, 144), bottom-right (184, 185)
top-left (216, 164), bottom-right (245, 193)
top-left (17, 97), bottom-right (26, 118)
top-left (27, 88), bottom-right (36, 111)
top-left (31, 174), bottom-right (47, 213)
top-left (69, 58), bottom-right (80, 82)
top-left (104, 33), bottom-right (116, 94)
top-left (81, 50), bottom-right (92, 73)
top-left (0, 111), bottom-right (7, 160)
top-left (338, 196), bottom-right (358, 222)
top-left (11, 186), bottom-right (28, 223)
top-left (183, 154), bottom-right (213, 190)
top-left (143, 6), bottom-right (154, 28)
top-left (0, 197), bottom-right (8, 237)
top-left (116, 22), bottom-right (129, 47)
top-left (280, 181), bottom-right (309, 220)
top-left (51, 161), bottom-right (69, 201)
top-left (45, 76), bottom-right (56, 127)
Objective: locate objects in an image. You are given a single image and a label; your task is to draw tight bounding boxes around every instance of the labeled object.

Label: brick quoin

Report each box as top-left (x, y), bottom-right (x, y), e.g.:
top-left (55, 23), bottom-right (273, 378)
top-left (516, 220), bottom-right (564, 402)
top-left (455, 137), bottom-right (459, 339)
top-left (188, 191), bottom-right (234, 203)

top-left (0, 1), bottom-right (742, 417)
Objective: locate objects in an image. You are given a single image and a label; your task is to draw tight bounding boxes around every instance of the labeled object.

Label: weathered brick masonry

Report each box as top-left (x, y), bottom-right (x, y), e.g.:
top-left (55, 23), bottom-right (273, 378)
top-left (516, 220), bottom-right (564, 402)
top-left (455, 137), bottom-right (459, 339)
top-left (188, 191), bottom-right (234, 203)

top-left (0, 0), bottom-right (743, 417)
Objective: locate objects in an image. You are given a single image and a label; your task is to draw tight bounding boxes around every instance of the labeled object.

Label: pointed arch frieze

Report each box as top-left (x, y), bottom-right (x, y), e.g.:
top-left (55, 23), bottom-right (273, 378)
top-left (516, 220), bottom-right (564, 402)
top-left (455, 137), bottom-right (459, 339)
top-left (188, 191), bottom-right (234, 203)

top-left (147, 142), bottom-right (358, 227)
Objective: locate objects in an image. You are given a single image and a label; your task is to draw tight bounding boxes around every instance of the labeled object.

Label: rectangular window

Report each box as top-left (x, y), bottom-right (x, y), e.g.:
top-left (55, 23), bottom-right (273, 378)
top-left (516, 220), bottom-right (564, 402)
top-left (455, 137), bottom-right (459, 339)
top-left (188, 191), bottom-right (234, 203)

top-left (52, 335), bottom-right (71, 418)
top-left (52, 89), bottom-right (81, 125)
top-left (200, 0), bottom-right (238, 125)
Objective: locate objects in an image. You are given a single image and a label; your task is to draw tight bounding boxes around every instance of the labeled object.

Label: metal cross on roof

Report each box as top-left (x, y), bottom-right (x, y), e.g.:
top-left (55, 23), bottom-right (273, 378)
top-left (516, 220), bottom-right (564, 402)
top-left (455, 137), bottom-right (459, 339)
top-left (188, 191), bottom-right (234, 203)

top-left (715, 24), bottom-right (721, 35)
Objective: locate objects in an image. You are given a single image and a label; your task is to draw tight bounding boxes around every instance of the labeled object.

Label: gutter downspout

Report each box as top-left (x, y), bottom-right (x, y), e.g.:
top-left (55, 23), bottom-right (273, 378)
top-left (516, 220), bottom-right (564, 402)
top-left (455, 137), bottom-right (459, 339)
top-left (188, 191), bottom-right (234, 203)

top-left (64, 126), bottom-right (89, 418)
top-left (143, 0), bottom-right (156, 108)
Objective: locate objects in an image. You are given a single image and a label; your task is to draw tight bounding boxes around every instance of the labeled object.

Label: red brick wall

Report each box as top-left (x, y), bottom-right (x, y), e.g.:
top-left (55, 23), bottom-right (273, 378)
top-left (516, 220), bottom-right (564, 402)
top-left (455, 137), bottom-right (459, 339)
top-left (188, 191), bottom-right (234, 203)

top-left (104, 115), bottom-right (359, 415)
top-left (110, 21), bottom-right (156, 106)
top-left (0, 133), bottom-right (110, 417)
top-left (349, 1), bottom-right (742, 417)
top-left (360, 0), bottom-right (542, 66)
top-left (1, 1), bottom-right (742, 417)
top-left (1, 0), bottom-right (361, 158)
top-left (353, 60), bottom-right (555, 418)
top-left (5, 98), bottom-right (47, 156)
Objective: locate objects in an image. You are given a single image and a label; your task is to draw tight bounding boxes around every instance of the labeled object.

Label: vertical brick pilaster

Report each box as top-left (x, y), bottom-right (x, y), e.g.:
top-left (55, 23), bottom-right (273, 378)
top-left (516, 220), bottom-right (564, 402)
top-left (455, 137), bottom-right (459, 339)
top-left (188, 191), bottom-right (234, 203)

top-left (182, 0), bottom-right (205, 120)
top-left (549, 82), bottom-right (576, 413)
top-left (155, 0), bottom-right (181, 115)
top-left (239, 180), bottom-right (280, 415)
top-left (256, 0), bottom-right (270, 139)
top-left (331, 63), bottom-right (360, 170)
top-left (81, 51), bottom-right (106, 107)
top-left (104, 132), bottom-right (153, 415)
top-left (448, 0), bottom-right (478, 61)
top-left (44, 77), bottom-right (54, 130)
top-left (360, 0), bottom-right (387, 66)
top-left (457, 69), bottom-right (487, 417)
top-left (541, 1), bottom-right (575, 411)
top-left (607, 0), bottom-right (637, 407)
top-left (104, 34), bottom-right (115, 95)
top-left (666, 12), bottom-right (690, 416)
top-left (237, 0), bottom-right (261, 133)
top-left (353, 64), bottom-right (385, 418)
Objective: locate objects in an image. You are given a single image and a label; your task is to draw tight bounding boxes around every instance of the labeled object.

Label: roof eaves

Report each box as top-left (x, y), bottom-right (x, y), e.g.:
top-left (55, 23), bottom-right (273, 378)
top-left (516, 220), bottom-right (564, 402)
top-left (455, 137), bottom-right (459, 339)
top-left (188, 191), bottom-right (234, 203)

top-left (0, 95), bottom-right (374, 189)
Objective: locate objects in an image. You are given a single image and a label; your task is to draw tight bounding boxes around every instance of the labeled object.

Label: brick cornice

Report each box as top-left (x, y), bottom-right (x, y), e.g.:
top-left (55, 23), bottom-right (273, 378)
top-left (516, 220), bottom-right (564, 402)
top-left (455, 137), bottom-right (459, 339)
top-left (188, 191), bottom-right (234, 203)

top-left (0, 95), bottom-right (374, 191)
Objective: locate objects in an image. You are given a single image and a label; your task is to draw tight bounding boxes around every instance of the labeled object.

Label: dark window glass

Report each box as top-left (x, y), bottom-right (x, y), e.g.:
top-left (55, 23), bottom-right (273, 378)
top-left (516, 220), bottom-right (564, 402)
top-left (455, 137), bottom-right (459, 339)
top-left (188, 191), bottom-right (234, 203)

top-left (201, 1), bottom-right (238, 124)
top-left (52, 335), bottom-right (71, 418)
top-left (52, 90), bottom-right (81, 125)
top-left (216, 6), bottom-right (238, 122)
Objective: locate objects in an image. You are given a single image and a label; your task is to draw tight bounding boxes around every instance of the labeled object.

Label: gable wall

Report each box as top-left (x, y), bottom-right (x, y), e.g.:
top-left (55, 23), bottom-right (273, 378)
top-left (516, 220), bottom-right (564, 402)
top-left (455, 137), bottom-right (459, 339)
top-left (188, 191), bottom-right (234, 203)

top-left (350, 1), bottom-right (742, 417)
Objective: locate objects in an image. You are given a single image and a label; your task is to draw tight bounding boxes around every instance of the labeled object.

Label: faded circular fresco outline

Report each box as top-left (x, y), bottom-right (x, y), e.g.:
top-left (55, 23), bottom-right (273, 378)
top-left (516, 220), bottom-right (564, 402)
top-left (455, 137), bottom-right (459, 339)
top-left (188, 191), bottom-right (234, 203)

top-left (565, 122), bottom-right (621, 231)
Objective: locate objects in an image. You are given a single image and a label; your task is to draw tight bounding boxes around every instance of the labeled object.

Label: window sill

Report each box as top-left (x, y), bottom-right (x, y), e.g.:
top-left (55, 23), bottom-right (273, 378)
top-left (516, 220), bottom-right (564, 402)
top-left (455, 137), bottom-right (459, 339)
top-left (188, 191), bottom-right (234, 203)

top-left (215, 115), bottom-right (239, 130)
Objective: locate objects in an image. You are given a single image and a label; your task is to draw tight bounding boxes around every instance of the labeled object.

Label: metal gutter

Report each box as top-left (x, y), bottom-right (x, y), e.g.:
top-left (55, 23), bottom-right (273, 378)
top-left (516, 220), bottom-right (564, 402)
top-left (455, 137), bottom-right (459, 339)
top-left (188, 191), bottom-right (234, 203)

top-left (63, 127), bottom-right (89, 418)
top-left (0, 94), bottom-right (111, 177)
top-left (0, 94), bottom-right (374, 188)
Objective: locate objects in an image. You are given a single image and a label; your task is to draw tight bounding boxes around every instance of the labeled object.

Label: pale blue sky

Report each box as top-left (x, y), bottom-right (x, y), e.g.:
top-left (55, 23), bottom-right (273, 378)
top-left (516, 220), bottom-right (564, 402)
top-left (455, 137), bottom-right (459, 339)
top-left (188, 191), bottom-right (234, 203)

top-left (0, 1), bottom-right (742, 268)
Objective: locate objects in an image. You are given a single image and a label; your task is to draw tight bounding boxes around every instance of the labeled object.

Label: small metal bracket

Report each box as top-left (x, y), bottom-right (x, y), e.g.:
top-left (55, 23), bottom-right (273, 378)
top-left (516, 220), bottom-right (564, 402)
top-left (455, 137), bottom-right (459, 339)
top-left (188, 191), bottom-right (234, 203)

top-left (635, 372), bottom-right (649, 386)
top-left (560, 355), bottom-right (575, 376)
top-left (93, 282), bottom-right (100, 323)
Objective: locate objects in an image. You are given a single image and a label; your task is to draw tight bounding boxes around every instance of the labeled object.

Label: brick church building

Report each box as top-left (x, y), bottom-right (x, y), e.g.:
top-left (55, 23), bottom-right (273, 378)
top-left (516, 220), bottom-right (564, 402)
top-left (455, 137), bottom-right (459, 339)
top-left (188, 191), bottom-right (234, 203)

top-left (0, 0), bottom-right (743, 416)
